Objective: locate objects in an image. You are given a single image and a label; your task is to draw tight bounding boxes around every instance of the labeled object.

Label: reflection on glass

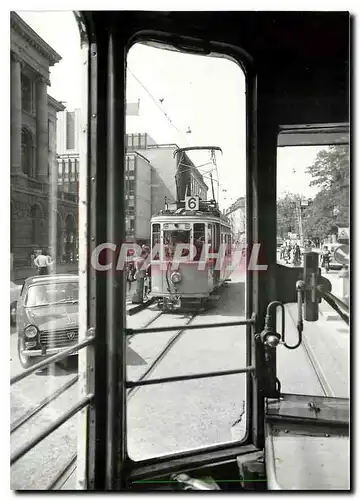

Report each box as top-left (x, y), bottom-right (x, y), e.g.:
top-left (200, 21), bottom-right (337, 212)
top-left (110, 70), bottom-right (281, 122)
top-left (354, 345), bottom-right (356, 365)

top-left (10, 11), bottom-right (82, 490)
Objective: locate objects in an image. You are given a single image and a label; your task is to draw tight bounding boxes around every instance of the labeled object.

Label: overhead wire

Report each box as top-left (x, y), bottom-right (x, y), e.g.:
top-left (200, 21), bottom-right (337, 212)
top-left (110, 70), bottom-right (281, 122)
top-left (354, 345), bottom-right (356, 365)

top-left (127, 67), bottom-right (227, 201)
top-left (127, 66), bottom-right (191, 147)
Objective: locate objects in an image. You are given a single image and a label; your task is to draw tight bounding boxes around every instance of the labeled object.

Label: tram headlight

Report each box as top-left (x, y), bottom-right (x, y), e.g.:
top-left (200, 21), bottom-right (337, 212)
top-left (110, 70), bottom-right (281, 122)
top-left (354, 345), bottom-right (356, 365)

top-left (170, 271), bottom-right (182, 284)
top-left (24, 325), bottom-right (38, 339)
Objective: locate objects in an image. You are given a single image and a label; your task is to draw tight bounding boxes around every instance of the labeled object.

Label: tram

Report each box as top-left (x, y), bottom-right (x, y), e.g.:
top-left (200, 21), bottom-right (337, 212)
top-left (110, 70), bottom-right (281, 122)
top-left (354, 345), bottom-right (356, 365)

top-left (10, 10), bottom-right (350, 492)
top-left (150, 146), bottom-right (233, 310)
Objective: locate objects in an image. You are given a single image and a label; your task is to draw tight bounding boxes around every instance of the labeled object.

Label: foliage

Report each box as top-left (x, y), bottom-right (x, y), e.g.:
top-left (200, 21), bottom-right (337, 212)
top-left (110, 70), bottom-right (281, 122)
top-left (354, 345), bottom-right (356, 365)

top-left (277, 192), bottom-right (303, 238)
top-left (302, 145), bottom-right (349, 240)
top-left (277, 145), bottom-right (349, 241)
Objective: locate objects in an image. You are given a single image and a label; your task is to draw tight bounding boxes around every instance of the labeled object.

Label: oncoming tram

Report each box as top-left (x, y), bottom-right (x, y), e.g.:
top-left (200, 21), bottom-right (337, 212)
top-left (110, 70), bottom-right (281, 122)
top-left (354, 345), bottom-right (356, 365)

top-left (150, 199), bottom-right (233, 310)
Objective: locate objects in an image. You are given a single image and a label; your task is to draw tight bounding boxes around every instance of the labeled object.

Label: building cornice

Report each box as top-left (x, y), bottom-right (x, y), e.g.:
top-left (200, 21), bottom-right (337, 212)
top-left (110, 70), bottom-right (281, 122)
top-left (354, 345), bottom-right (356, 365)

top-left (11, 12), bottom-right (62, 66)
top-left (48, 95), bottom-right (66, 112)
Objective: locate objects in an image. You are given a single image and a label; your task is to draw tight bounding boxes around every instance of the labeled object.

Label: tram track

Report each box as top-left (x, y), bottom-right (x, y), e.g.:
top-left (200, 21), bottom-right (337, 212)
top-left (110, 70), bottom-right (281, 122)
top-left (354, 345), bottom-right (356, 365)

top-left (301, 333), bottom-right (335, 398)
top-left (128, 312), bottom-right (198, 400)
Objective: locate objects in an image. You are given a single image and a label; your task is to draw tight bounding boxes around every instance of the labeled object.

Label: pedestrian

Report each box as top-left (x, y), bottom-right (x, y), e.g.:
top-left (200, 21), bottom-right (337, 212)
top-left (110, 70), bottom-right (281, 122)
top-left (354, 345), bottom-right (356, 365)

top-left (34, 249), bottom-right (52, 275)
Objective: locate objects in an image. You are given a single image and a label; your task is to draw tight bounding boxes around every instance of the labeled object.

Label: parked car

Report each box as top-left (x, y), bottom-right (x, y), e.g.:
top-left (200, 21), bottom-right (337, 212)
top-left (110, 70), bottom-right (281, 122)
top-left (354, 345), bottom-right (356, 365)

top-left (10, 281), bottom-right (22, 326)
top-left (16, 274), bottom-right (79, 368)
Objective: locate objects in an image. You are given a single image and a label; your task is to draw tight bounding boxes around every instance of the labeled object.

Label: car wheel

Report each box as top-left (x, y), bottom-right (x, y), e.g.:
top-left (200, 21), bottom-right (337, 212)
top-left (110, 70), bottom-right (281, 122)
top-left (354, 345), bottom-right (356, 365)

top-left (17, 338), bottom-right (40, 369)
top-left (10, 302), bottom-right (17, 326)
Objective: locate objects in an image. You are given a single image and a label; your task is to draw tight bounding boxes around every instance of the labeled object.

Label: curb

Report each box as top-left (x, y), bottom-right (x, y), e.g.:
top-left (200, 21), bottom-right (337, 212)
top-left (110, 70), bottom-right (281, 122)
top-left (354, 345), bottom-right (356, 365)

top-left (319, 310), bottom-right (342, 321)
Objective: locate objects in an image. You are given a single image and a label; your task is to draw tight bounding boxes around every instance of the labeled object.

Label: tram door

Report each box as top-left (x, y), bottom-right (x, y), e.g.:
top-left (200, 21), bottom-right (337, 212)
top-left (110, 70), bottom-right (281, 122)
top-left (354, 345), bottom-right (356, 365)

top-left (207, 223), bottom-right (215, 291)
top-left (214, 223), bottom-right (221, 285)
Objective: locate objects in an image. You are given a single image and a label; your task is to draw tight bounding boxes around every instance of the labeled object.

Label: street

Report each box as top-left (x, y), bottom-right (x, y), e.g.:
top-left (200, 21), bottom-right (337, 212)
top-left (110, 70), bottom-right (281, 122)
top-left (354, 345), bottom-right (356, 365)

top-left (10, 270), bottom-right (349, 489)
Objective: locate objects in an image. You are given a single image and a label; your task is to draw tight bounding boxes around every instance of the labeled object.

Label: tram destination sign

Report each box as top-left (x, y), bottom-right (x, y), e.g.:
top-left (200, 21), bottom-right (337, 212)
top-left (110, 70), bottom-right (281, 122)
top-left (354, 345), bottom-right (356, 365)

top-left (333, 244), bottom-right (349, 266)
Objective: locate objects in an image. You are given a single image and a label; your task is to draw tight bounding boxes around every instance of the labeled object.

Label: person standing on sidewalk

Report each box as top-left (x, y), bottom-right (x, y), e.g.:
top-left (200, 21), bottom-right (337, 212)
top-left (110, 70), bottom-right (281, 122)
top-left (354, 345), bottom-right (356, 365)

top-left (34, 250), bottom-right (52, 275)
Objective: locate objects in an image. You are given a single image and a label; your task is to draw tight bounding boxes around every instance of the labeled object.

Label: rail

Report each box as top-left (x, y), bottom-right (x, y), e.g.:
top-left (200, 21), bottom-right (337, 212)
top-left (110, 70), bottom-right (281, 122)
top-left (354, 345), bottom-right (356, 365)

top-left (10, 335), bottom-right (95, 467)
top-left (126, 318), bottom-right (254, 335)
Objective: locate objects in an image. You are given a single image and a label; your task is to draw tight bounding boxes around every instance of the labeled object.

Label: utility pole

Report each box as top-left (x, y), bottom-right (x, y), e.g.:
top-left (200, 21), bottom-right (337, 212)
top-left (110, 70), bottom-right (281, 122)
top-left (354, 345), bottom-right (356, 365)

top-left (297, 200), bottom-right (304, 247)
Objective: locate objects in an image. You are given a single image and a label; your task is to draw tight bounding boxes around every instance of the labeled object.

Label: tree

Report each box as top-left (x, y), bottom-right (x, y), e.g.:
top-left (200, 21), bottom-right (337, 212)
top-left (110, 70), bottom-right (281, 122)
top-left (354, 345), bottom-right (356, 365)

top-left (277, 192), bottom-right (303, 238)
top-left (302, 145), bottom-right (349, 240)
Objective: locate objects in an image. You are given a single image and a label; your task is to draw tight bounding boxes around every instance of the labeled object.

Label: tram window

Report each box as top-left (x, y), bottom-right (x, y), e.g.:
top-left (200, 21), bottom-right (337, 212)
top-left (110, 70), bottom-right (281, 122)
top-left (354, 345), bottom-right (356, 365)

top-left (207, 223), bottom-right (213, 248)
top-left (193, 223), bottom-right (205, 261)
top-left (152, 223), bottom-right (160, 259)
top-left (276, 139), bottom-right (350, 273)
top-left (10, 11), bottom-right (83, 489)
top-left (126, 39), bottom-right (246, 462)
top-left (214, 223), bottom-right (220, 252)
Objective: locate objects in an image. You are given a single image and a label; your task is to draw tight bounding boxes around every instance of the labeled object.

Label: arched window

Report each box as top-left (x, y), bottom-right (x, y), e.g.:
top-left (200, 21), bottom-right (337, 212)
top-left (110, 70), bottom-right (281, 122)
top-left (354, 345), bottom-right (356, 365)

top-left (21, 128), bottom-right (34, 177)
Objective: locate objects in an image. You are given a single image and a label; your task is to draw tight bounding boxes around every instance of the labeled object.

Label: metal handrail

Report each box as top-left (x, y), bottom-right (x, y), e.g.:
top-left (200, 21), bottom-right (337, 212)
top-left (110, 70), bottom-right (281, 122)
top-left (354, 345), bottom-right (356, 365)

top-left (11, 375), bottom-right (79, 434)
top-left (10, 393), bottom-right (94, 465)
top-left (317, 288), bottom-right (349, 325)
top-left (127, 365), bottom-right (255, 388)
top-left (11, 336), bottom-right (95, 385)
top-left (321, 295), bottom-right (349, 325)
top-left (320, 289), bottom-right (349, 313)
top-left (126, 318), bottom-right (254, 335)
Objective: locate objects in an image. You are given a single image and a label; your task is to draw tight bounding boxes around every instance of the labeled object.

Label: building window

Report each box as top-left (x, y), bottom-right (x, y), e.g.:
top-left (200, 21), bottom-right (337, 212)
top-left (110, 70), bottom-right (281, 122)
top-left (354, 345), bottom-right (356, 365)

top-left (70, 161), bottom-right (76, 182)
top-left (128, 179), bottom-right (135, 192)
top-left (66, 111), bottom-right (76, 149)
top-left (128, 157), bottom-right (135, 171)
top-left (21, 74), bottom-right (33, 113)
top-left (21, 127), bottom-right (34, 177)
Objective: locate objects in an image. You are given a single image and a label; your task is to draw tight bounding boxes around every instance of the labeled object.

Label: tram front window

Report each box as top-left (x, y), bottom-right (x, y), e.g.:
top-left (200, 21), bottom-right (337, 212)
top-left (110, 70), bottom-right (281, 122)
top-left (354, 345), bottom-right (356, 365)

top-left (193, 223), bottom-right (205, 261)
top-left (163, 230), bottom-right (190, 258)
top-left (126, 39), bottom-right (247, 463)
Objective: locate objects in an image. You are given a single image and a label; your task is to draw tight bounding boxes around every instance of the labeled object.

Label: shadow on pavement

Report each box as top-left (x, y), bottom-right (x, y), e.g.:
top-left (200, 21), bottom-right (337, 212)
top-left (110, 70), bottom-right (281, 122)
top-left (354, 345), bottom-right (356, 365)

top-left (127, 345), bottom-right (147, 366)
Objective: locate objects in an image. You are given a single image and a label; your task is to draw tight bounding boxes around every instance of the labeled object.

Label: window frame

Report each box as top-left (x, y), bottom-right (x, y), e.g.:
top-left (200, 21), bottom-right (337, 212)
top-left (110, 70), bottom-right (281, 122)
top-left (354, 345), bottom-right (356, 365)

top-left (85, 23), bottom-right (258, 489)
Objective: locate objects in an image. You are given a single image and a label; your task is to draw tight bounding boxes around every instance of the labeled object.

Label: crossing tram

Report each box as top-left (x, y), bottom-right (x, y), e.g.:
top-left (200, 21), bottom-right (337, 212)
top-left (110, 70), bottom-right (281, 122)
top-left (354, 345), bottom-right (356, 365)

top-left (10, 10), bottom-right (350, 492)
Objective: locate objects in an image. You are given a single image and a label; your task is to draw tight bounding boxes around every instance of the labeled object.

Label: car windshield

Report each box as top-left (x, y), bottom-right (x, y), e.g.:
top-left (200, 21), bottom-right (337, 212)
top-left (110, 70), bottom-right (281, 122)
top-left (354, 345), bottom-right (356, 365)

top-left (25, 282), bottom-right (79, 307)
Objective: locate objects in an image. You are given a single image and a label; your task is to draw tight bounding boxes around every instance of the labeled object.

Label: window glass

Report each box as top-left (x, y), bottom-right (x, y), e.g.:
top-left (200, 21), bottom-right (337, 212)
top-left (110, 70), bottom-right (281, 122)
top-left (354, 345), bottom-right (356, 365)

top-left (11, 11), bottom-right (82, 489)
top-left (21, 73), bottom-right (33, 113)
top-left (126, 40), bottom-right (247, 461)
top-left (193, 223), bottom-right (205, 261)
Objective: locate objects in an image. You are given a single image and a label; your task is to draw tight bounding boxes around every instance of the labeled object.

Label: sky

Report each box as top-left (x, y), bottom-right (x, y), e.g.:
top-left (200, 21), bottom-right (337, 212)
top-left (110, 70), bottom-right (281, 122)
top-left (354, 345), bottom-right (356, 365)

top-left (16, 11), bottom-right (325, 209)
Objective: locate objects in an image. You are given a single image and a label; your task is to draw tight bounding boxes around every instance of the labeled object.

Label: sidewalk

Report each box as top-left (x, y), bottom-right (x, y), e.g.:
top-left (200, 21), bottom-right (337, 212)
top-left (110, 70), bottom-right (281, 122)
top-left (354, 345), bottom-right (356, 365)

top-left (282, 303), bottom-right (349, 398)
top-left (11, 263), bottom-right (78, 284)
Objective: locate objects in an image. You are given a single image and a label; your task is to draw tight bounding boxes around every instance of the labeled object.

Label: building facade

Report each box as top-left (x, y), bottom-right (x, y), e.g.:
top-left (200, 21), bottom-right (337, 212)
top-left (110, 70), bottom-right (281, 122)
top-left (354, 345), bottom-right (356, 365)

top-left (226, 196), bottom-right (246, 244)
top-left (10, 12), bottom-right (78, 268)
top-left (128, 137), bottom-right (208, 201)
top-left (56, 109), bottom-right (81, 194)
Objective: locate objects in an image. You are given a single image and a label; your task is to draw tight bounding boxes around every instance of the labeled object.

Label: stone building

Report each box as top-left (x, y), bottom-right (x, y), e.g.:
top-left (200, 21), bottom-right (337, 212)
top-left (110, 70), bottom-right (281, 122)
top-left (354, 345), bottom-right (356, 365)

top-left (56, 109), bottom-right (81, 194)
top-left (10, 12), bottom-right (78, 268)
top-left (226, 196), bottom-right (246, 244)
